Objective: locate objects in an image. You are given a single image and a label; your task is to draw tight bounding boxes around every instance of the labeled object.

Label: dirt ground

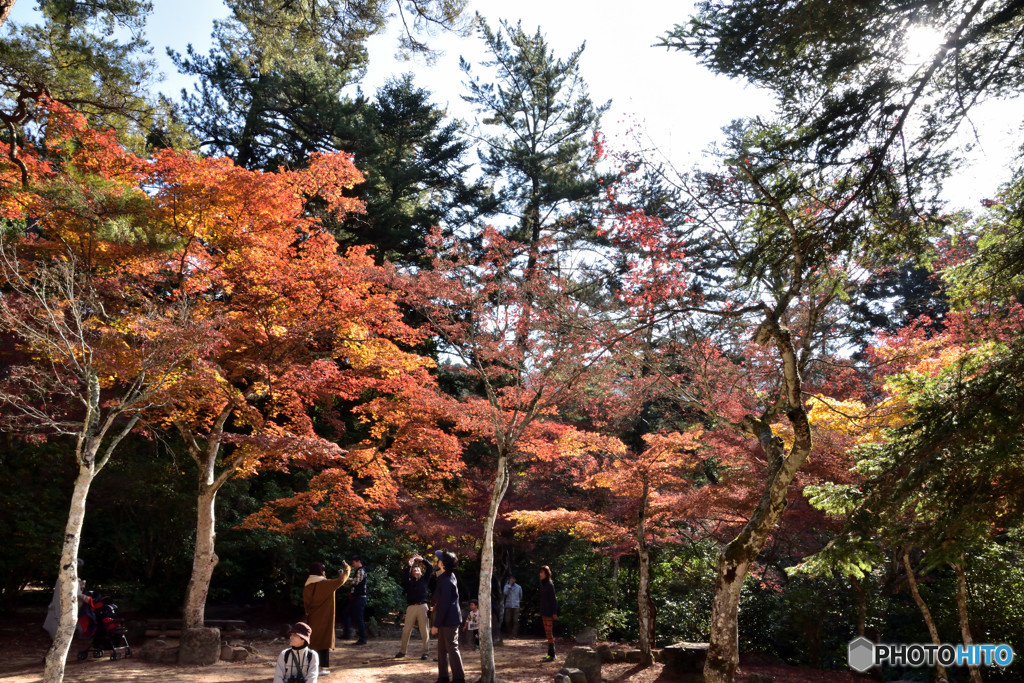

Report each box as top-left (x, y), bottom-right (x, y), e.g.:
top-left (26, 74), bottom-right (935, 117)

top-left (0, 625), bottom-right (869, 683)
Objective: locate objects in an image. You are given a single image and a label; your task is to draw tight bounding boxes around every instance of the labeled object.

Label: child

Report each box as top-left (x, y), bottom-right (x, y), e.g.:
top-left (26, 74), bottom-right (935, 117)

top-left (273, 622), bottom-right (319, 683)
top-left (463, 599), bottom-right (480, 650)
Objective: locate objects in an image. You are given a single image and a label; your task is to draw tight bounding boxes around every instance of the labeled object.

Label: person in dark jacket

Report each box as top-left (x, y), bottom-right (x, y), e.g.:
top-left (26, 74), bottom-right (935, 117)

top-left (539, 565), bottom-right (559, 662)
top-left (430, 551), bottom-right (465, 683)
top-left (395, 553), bottom-right (433, 660)
top-left (344, 556), bottom-right (368, 645)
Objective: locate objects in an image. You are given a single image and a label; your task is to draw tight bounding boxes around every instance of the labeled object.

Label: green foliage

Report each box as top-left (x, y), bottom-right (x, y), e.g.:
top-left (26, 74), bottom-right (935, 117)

top-left (461, 18), bottom-right (613, 247)
top-left (325, 75), bottom-right (490, 267)
top-left (947, 163), bottom-right (1024, 307)
top-left (0, 0), bottom-right (174, 148)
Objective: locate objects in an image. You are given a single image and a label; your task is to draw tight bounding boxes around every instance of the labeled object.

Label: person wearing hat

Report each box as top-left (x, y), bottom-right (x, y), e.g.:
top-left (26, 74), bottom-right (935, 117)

top-left (430, 550), bottom-right (466, 683)
top-left (303, 561), bottom-right (350, 676)
top-left (273, 622), bottom-right (319, 683)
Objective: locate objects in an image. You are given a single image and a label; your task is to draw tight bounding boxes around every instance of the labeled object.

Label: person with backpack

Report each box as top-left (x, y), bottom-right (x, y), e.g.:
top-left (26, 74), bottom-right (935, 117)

top-left (273, 622), bottom-right (319, 683)
top-left (303, 561), bottom-right (350, 676)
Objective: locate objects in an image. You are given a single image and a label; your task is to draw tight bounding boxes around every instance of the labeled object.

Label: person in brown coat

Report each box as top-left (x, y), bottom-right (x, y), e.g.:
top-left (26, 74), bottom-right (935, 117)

top-left (303, 560), bottom-right (350, 676)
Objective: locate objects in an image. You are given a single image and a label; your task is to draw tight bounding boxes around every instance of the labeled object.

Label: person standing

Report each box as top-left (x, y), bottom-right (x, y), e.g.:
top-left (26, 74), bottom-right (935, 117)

top-left (272, 622), bottom-right (319, 683)
top-left (303, 560), bottom-right (350, 676)
top-left (345, 556), bottom-right (368, 645)
top-left (502, 575), bottom-right (522, 638)
top-left (431, 551), bottom-right (465, 683)
top-left (395, 553), bottom-right (433, 660)
top-left (539, 565), bottom-right (559, 662)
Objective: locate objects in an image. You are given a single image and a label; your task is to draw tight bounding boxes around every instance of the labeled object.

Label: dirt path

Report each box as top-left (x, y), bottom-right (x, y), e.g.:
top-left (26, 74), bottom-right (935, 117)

top-left (0, 629), bottom-right (866, 682)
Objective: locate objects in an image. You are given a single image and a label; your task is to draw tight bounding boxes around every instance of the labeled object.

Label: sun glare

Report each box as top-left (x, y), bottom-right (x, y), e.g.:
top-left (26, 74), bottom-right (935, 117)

top-left (903, 25), bottom-right (946, 66)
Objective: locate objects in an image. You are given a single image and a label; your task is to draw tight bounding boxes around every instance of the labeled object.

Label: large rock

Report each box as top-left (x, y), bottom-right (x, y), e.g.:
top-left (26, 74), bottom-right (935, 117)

top-left (596, 644), bottom-right (613, 662)
top-left (178, 627), bottom-right (222, 666)
top-left (575, 627), bottom-right (598, 645)
top-left (660, 642), bottom-right (709, 674)
top-left (564, 646), bottom-right (601, 683)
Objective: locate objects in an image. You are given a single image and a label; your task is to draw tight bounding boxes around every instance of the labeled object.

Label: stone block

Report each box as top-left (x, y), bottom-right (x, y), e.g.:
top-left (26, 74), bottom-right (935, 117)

top-left (563, 646), bottom-right (601, 683)
top-left (231, 646), bottom-right (249, 662)
top-left (596, 643), bottom-right (613, 662)
top-left (660, 641), bottom-right (709, 674)
top-left (219, 644), bottom-right (234, 661)
top-left (626, 649), bottom-right (643, 663)
top-left (178, 627), bottom-right (221, 666)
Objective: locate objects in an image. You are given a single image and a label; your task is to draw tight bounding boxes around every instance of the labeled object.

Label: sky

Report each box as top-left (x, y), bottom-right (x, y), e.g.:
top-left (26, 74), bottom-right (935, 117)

top-left (9, 0), bottom-right (1020, 209)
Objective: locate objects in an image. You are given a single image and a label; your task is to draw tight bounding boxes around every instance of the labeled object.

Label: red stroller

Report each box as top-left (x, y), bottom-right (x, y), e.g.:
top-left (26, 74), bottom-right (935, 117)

top-left (76, 592), bottom-right (132, 661)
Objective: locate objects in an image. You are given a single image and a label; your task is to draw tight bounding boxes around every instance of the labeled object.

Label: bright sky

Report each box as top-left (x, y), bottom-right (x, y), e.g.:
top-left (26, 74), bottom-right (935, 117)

top-left (9, 0), bottom-right (1019, 209)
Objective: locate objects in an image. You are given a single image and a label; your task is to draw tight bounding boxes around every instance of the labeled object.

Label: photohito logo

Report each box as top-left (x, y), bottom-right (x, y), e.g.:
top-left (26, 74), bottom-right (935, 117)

top-left (848, 637), bottom-right (1014, 672)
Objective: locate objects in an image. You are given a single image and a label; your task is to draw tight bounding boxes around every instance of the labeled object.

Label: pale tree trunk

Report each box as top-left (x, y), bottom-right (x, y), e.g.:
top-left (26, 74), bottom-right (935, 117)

top-left (902, 551), bottom-right (949, 683)
top-left (478, 451), bottom-right (510, 683)
top-left (703, 321), bottom-right (812, 683)
top-left (183, 482), bottom-right (218, 629)
top-left (952, 559), bottom-right (983, 683)
top-left (178, 411), bottom-right (232, 630)
top-left (636, 479), bottom-right (655, 666)
top-left (43, 454), bottom-right (96, 683)
top-left (0, 1), bottom-right (16, 27)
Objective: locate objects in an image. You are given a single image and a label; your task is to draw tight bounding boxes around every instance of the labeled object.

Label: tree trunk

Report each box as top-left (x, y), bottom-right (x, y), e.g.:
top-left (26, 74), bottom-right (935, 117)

top-left (704, 319), bottom-right (812, 683)
top-left (478, 451), bottom-right (510, 683)
top-left (704, 423), bottom-right (804, 682)
top-left (183, 482), bottom-right (218, 629)
top-left (43, 456), bottom-right (95, 683)
top-left (952, 560), bottom-right (983, 683)
top-left (636, 480), bottom-right (655, 666)
top-left (902, 551), bottom-right (949, 683)
top-left (0, 1), bottom-right (16, 28)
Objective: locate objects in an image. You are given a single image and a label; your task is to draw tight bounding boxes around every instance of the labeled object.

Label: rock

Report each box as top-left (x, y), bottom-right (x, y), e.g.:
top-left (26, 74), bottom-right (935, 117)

top-left (575, 627), bottom-right (598, 645)
top-left (595, 643), bottom-right (613, 662)
top-left (231, 646), bottom-right (249, 662)
top-left (626, 649), bottom-right (643, 663)
top-left (219, 644), bottom-right (234, 661)
top-left (660, 642), bottom-right (709, 674)
top-left (554, 675), bottom-right (569, 683)
top-left (178, 627), bottom-right (222, 666)
top-left (563, 646), bottom-right (602, 683)
top-left (612, 649), bottom-right (627, 662)
top-left (560, 668), bottom-right (588, 683)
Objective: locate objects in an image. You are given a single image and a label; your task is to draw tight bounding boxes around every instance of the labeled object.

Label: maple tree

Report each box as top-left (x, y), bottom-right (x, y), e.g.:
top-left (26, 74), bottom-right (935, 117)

top-left (512, 428), bottom-right (714, 664)
top-left (138, 146), bottom-right (454, 630)
top-left (0, 101), bottom-right (208, 683)
top-left (404, 224), bottom-right (632, 682)
top-left (584, 113), bottom-right (942, 680)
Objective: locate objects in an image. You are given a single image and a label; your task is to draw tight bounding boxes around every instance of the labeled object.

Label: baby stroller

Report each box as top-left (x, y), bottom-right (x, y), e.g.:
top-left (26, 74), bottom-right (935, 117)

top-left (76, 592), bottom-right (132, 661)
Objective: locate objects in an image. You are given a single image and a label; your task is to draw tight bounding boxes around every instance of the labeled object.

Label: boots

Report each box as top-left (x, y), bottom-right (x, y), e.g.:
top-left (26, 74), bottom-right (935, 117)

top-left (543, 641), bottom-right (555, 662)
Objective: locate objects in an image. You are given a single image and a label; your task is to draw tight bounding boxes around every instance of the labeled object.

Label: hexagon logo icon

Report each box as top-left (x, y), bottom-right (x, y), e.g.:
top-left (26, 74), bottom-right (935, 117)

top-left (848, 637), bottom-right (875, 672)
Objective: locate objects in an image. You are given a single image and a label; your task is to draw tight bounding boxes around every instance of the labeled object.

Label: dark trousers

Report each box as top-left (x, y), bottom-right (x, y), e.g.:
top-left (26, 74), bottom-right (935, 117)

top-left (436, 625), bottom-right (465, 682)
top-left (349, 595), bottom-right (367, 641)
top-left (316, 648), bottom-right (329, 667)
